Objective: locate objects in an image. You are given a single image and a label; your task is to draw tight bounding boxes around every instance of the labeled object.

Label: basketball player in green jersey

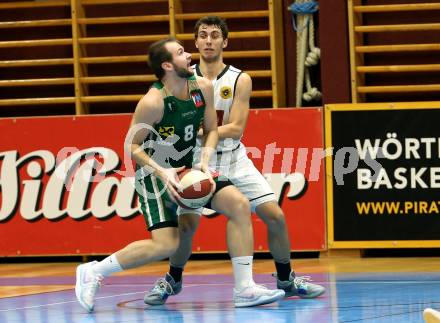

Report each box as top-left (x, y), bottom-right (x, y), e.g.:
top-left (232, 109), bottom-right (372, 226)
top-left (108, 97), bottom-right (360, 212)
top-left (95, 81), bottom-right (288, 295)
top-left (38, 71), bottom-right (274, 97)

top-left (145, 16), bottom-right (325, 305)
top-left (75, 38), bottom-right (284, 312)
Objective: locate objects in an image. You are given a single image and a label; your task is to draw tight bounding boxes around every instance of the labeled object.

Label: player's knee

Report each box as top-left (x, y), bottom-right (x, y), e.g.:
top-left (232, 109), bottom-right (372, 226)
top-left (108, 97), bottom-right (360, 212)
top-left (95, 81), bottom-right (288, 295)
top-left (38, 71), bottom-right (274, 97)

top-left (179, 215), bottom-right (198, 236)
top-left (161, 238), bottom-right (179, 257)
top-left (152, 232), bottom-right (179, 256)
top-left (258, 203), bottom-right (286, 229)
top-left (266, 210), bottom-right (286, 227)
top-left (229, 195), bottom-right (251, 218)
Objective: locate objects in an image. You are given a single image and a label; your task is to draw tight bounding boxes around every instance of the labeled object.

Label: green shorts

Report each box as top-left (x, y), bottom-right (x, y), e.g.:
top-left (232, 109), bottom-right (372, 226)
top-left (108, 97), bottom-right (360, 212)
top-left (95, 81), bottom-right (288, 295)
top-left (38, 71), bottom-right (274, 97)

top-left (136, 170), bottom-right (232, 231)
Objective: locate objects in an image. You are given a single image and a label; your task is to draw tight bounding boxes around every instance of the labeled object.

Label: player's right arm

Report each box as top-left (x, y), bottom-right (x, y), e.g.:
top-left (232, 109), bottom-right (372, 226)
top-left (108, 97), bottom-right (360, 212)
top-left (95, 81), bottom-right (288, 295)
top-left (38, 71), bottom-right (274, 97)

top-left (126, 88), bottom-right (183, 199)
top-left (217, 72), bottom-right (251, 139)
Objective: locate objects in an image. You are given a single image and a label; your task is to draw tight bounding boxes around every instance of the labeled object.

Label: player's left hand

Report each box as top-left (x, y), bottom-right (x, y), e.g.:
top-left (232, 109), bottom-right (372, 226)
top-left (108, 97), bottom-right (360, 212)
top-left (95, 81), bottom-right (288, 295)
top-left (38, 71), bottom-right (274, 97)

top-left (193, 163), bottom-right (216, 194)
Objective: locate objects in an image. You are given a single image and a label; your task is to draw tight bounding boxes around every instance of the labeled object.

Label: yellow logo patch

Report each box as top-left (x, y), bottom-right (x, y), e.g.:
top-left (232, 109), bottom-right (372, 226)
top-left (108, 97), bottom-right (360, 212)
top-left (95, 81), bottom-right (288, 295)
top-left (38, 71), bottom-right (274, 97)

top-left (220, 86), bottom-right (232, 99)
top-left (159, 126), bottom-right (175, 138)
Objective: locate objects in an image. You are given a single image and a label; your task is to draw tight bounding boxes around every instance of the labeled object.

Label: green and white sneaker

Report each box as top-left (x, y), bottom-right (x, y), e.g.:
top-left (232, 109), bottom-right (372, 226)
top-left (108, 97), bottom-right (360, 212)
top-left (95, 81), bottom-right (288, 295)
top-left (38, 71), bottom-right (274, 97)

top-left (276, 272), bottom-right (325, 298)
top-left (144, 273), bottom-right (182, 305)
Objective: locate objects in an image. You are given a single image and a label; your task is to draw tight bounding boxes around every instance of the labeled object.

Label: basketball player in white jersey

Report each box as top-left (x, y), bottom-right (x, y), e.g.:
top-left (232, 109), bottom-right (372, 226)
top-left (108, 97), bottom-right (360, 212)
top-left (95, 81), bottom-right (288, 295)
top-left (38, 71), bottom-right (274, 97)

top-left (144, 16), bottom-right (325, 305)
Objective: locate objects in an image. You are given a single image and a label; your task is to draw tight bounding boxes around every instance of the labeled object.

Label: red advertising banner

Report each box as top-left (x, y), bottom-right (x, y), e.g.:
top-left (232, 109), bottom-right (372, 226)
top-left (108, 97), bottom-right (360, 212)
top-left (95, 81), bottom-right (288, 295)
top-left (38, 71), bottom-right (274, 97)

top-left (0, 108), bottom-right (325, 256)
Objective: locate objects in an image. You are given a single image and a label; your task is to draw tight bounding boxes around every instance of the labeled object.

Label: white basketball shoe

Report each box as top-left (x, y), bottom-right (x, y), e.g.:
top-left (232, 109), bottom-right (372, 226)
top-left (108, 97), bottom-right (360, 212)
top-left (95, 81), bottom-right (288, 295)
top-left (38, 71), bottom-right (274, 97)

top-left (233, 283), bottom-right (285, 307)
top-left (75, 261), bottom-right (103, 312)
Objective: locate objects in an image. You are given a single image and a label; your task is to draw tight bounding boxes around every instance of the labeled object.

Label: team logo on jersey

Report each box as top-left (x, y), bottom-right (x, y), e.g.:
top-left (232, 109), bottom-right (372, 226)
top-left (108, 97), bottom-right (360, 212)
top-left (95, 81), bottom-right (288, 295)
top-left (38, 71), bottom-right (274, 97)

top-left (158, 126), bottom-right (175, 138)
top-left (220, 86), bottom-right (232, 99)
top-left (182, 110), bottom-right (196, 119)
top-left (191, 90), bottom-right (205, 108)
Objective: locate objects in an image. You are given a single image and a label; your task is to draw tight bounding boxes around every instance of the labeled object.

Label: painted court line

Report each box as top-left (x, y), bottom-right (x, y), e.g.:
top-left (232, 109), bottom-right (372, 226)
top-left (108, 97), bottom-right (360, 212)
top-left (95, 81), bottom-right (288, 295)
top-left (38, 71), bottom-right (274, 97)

top-left (0, 290), bottom-right (146, 312)
top-left (0, 283), bottom-right (235, 312)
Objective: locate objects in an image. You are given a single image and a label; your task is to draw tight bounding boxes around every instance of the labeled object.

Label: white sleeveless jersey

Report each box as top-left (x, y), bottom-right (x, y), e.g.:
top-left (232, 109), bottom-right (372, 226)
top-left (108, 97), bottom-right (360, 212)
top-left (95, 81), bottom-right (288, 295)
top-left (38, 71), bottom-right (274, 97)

top-left (186, 64), bottom-right (277, 212)
top-left (193, 64), bottom-right (242, 152)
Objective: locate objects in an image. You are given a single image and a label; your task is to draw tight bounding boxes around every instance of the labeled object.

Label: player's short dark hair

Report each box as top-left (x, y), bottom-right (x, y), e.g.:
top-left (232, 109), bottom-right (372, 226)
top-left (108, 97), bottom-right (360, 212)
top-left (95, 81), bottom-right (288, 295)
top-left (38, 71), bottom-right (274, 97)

top-left (148, 37), bottom-right (180, 79)
top-left (194, 16), bottom-right (228, 40)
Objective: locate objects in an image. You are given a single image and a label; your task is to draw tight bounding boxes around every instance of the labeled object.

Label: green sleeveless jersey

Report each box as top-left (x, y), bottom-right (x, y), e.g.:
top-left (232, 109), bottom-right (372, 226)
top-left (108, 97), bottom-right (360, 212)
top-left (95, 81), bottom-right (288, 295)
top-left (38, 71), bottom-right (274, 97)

top-left (145, 75), bottom-right (206, 168)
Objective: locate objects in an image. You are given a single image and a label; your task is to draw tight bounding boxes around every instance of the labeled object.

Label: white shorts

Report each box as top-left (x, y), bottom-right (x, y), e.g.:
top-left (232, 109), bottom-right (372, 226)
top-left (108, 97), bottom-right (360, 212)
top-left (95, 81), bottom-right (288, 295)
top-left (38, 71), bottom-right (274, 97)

top-left (178, 143), bottom-right (276, 216)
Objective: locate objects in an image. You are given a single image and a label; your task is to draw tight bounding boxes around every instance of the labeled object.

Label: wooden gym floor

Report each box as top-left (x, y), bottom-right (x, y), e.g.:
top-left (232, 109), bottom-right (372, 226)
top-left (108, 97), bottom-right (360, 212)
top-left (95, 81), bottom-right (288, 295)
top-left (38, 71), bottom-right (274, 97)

top-left (1, 254), bottom-right (439, 322)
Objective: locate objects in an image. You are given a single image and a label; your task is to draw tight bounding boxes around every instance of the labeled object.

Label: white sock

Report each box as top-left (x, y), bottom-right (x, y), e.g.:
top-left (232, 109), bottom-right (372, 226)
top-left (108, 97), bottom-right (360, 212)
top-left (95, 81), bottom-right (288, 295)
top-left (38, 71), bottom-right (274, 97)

top-left (231, 256), bottom-right (255, 291)
top-left (91, 254), bottom-right (123, 277)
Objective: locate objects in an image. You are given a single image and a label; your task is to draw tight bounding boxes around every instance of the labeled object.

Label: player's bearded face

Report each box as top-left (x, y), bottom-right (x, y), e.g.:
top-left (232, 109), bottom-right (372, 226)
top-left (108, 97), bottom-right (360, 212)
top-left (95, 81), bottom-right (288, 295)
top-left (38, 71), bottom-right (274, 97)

top-left (172, 62), bottom-right (193, 78)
